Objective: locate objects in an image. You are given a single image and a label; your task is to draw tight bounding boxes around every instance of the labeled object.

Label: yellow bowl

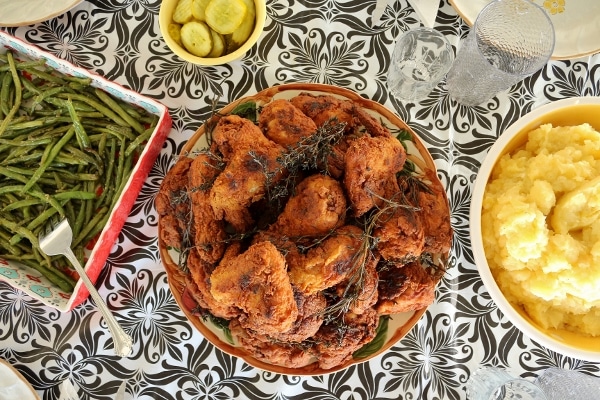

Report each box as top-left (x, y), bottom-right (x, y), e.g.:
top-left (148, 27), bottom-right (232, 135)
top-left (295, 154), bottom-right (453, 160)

top-left (470, 96), bottom-right (600, 363)
top-left (159, 0), bottom-right (266, 65)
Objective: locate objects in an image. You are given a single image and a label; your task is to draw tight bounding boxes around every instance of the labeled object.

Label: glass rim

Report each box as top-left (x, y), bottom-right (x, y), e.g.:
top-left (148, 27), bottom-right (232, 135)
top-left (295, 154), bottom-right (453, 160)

top-left (472, 0), bottom-right (556, 77)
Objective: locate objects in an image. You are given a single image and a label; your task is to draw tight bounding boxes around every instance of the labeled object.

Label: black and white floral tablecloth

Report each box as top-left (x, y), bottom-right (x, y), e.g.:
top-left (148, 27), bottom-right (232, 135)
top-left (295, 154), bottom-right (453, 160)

top-left (2, 0), bottom-right (600, 399)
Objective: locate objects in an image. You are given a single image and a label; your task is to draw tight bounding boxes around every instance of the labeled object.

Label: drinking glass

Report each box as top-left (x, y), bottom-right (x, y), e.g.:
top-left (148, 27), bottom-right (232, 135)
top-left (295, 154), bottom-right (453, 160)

top-left (534, 367), bottom-right (600, 400)
top-left (446, 0), bottom-right (555, 106)
top-left (466, 367), bottom-right (548, 400)
top-left (387, 27), bottom-right (454, 102)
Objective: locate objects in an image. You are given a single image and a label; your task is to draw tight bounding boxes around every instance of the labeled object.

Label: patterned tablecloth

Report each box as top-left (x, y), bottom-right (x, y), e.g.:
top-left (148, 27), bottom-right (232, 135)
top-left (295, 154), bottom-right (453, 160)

top-left (1, 0), bottom-right (600, 399)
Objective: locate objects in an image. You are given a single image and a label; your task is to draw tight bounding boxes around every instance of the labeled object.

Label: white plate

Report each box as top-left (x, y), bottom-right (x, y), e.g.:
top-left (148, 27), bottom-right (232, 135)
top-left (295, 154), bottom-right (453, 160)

top-left (449, 0), bottom-right (600, 60)
top-left (0, 359), bottom-right (40, 400)
top-left (0, 0), bottom-right (83, 27)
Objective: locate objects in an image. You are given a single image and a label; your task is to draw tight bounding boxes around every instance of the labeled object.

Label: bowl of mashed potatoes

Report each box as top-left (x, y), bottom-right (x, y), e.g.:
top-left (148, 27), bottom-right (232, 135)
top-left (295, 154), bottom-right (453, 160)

top-left (470, 96), bottom-right (600, 362)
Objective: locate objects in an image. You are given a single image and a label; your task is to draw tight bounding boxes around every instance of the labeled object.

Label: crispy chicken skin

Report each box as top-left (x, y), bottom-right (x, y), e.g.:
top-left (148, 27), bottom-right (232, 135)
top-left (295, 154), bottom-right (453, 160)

top-left (230, 320), bottom-right (316, 368)
top-left (344, 134), bottom-right (407, 217)
top-left (186, 248), bottom-right (239, 319)
top-left (313, 307), bottom-right (379, 370)
top-left (376, 261), bottom-right (437, 315)
top-left (267, 174), bottom-right (347, 239)
top-left (334, 251), bottom-right (380, 315)
top-left (290, 93), bottom-right (357, 129)
top-left (258, 99), bottom-right (318, 147)
top-left (288, 225), bottom-right (364, 295)
top-left (417, 170), bottom-right (453, 255)
top-left (210, 241), bottom-right (298, 335)
top-left (209, 115), bottom-right (285, 232)
top-left (270, 289), bottom-right (326, 343)
top-left (188, 153), bottom-right (226, 264)
top-left (289, 92), bottom-right (392, 138)
top-left (157, 156), bottom-right (193, 249)
top-left (375, 205), bottom-right (425, 263)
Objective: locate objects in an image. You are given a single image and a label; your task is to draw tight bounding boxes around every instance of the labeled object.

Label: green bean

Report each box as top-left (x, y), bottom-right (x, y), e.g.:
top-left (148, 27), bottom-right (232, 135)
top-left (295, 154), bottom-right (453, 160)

top-left (0, 216), bottom-right (39, 249)
top-left (2, 199), bottom-right (43, 212)
top-left (1, 72), bottom-right (11, 117)
top-left (42, 96), bottom-right (96, 112)
top-left (73, 206), bottom-right (108, 248)
top-left (54, 191), bottom-right (97, 201)
top-left (57, 92), bottom-right (129, 126)
top-left (94, 88), bottom-right (145, 134)
top-left (125, 126), bottom-right (153, 157)
top-left (0, 53), bottom-right (22, 136)
top-left (0, 59), bottom-right (45, 71)
top-left (22, 127), bottom-right (76, 193)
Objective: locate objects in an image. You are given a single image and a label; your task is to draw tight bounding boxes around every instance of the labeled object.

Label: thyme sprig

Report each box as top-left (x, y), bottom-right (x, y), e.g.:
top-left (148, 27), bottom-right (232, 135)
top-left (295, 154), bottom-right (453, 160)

top-left (249, 118), bottom-right (347, 211)
top-left (319, 182), bottom-right (427, 324)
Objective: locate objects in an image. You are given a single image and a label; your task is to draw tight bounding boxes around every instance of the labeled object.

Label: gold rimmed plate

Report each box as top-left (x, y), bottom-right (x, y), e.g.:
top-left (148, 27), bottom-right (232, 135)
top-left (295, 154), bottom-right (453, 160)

top-left (0, 0), bottom-right (83, 27)
top-left (0, 359), bottom-right (40, 399)
top-left (449, 0), bottom-right (600, 60)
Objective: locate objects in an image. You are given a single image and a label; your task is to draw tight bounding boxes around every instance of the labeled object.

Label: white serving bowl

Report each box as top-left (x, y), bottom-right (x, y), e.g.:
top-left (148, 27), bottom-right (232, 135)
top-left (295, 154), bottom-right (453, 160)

top-left (470, 96), bottom-right (600, 363)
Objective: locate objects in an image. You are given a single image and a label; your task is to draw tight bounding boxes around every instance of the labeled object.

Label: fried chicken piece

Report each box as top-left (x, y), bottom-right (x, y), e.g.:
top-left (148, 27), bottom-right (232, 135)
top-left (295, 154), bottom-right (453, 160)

top-left (376, 261), bottom-right (438, 315)
top-left (290, 93), bottom-right (357, 130)
top-left (374, 205), bottom-right (425, 263)
top-left (270, 289), bottom-right (326, 343)
top-left (230, 320), bottom-right (316, 368)
top-left (188, 153), bottom-right (226, 264)
top-left (313, 307), bottom-right (379, 370)
top-left (416, 170), bottom-right (453, 254)
top-left (258, 99), bottom-right (318, 147)
top-left (287, 225), bottom-right (364, 295)
top-left (157, 156), bottom-right (194, 249)
top-left (209, 115), bottom-right (285, 232)
top-left (210, 241), bottom-right (298, 335)
top-left (267, 174), bottom-right (347, 239)
top-left (290, 93), bottom-right (392, 136)
top-left (186, 248), bottom-right (239, 319)
top-left (344, 134), bottom-right (407, 217)
top-left (333, 251), bottom-right (380, 315)
top-left (354, 106), bottom-right (392, 137)
top-left (156, 156), bottom-right (193, 215)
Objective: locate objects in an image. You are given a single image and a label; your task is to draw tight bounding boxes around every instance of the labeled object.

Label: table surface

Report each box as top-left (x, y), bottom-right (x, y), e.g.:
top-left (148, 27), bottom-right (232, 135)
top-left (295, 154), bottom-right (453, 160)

top-left (2, 0), bottom-right (600, 399)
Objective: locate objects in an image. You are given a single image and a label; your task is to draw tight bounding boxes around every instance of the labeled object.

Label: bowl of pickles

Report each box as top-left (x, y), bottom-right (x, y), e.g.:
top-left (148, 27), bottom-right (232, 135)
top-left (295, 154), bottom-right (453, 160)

top-left (159, 0), bottom-right (266, 65)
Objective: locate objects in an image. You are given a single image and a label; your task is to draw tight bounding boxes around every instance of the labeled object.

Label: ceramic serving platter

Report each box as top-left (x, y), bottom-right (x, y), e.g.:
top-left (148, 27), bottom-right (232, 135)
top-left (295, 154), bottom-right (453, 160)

top-left (158, 83), bottom-right (451, 375)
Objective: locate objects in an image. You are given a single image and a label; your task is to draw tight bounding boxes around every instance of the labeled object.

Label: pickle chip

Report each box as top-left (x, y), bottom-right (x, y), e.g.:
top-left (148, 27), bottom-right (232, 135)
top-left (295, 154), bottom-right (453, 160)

top-left (207, 30), bottom-right (226, 58)
top-left (228, 0), bottom-right (255, 51)
top-left (173, 0), bottom-right (194, 24)
top-left (168, 23), bottom-right (184, 47)
top-left (191, 0), bottom-right (211, 21)
top-left (205, 0), bottom-right (247, 35)
top-left (180, 21), bottom-right (213, 57)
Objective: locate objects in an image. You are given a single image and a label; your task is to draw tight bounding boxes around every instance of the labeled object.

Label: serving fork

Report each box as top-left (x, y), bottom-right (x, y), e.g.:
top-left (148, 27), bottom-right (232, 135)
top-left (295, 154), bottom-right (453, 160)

top-left (39, 219), bottom-right (133, 357)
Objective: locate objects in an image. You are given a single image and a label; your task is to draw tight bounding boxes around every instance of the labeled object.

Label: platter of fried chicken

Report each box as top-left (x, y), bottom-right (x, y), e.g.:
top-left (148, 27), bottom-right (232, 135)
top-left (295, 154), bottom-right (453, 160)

top-left (156, 83), bottom-right (453, 374)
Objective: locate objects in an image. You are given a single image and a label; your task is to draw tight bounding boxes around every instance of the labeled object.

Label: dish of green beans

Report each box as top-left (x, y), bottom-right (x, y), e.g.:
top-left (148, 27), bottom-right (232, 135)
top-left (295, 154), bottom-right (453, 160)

top-left (0, 50), bottom-right (159, 293)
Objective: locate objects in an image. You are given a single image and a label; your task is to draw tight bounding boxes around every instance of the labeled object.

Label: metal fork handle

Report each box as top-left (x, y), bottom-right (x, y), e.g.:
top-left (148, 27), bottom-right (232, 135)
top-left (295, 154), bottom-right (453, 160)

top-left (63, 248), bottom-right (133, 357)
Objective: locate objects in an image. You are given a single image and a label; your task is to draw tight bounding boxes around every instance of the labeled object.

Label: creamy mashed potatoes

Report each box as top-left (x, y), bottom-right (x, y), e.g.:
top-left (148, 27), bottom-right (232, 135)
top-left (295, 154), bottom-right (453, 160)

top-left (482, 123), bottom-right (600, 337)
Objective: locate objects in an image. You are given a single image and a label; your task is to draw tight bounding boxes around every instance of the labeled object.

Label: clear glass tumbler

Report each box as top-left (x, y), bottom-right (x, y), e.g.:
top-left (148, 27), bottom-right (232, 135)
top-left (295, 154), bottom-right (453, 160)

top-left (534, 367), bottom-right (600, 400)
top-left (387, 27), bottom-right (454, 103)
top-left (465, 367), bottom-right (548, 400)
top-left (446, 0), bottom-right (555, 106)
